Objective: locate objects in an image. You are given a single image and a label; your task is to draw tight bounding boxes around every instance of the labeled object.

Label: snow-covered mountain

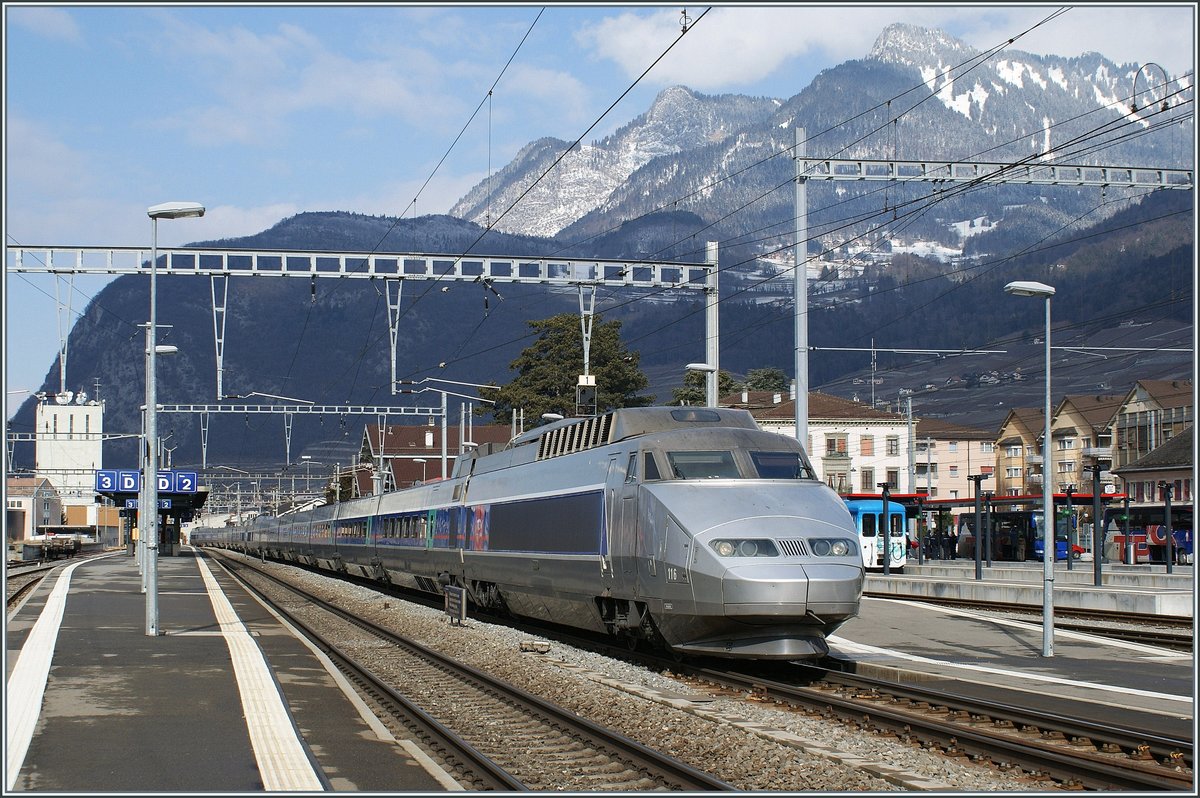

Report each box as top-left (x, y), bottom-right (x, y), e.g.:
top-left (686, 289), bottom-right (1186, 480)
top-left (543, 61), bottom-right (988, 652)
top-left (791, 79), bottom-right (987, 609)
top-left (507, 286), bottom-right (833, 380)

top-left (449, 87), bottom-right (779, 237)
top-left (450, 23), bottom-right (1193, 246)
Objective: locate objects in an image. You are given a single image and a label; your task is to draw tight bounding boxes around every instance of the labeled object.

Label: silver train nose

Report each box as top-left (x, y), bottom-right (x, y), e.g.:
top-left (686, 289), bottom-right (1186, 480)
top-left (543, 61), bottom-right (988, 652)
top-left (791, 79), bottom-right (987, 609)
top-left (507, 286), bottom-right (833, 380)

top-left (720, 562), bottom-right (863, 619)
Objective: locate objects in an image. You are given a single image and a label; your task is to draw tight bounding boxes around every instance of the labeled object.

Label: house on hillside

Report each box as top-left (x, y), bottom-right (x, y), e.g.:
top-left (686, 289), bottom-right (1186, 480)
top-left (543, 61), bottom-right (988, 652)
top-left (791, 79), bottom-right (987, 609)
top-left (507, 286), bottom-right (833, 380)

top-left (1050, 393), bottom-right (1123, 496)
top-left (1112, 425), bottom-right (1193, 508)
top-left (994, 408), bottom-right (1043, 498)
top-left (912, 418), bottom-right (996, 501)
top-left (1111, 380), bottom-right (1193, 471)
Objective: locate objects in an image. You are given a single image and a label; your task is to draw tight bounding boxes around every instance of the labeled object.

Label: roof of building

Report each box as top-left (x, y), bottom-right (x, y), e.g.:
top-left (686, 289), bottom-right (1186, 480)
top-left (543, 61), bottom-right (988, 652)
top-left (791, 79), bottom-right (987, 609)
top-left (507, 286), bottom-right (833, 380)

top-left (1116, 425), bottom-right (1194, 473)
top-left (913, 418), bottom-right (994, 439)
top-left (362, 423), bottom-right (511, 457)
top-left (721, 390), bottom-right (903, 421)
top-left (4, 477), bottom-right (58, 497)
top-left (1057, 393), bottom-right (1124, 430)
top-left (1127, 379), bottom-right (1194, 411)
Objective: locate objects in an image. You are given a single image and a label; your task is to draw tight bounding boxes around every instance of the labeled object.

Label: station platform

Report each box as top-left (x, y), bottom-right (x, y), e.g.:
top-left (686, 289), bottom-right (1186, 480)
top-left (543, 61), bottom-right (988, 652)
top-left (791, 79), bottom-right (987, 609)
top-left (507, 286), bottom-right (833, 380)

top-left (865, 559), bottom-right (1195, 617)
top-left (5, 550), bottom-right (460, 792)
top-left (829, 591), bottom-right (1194, 739)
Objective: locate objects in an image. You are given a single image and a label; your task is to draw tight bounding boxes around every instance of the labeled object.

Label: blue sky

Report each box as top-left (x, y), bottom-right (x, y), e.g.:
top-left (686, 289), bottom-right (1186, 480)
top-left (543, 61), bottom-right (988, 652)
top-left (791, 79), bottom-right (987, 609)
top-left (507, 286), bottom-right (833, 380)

top-left (4, 3), bottom-right (1196, 417)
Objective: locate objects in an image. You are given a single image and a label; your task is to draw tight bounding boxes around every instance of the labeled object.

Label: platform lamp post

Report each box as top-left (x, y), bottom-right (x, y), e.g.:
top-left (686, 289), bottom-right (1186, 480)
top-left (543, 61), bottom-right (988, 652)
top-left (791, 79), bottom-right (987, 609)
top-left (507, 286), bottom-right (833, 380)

top-left (413, 458), bottom-right (427, 484)
top-left (1004, 280), bottom-right (1055, 657)
top-left (1158, 481), bottom-right (1175, 575)
top-left (968, 473), bottom-right (990, 580)
top-left (144, 201), bottom-right (205, 638)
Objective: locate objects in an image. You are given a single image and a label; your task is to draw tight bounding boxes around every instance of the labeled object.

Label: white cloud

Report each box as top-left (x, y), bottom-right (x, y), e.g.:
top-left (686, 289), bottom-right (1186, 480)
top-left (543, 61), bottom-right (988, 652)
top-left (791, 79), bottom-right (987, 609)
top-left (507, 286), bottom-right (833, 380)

top-left (7, 6), bottom-right (83, 42)
top-left (578, 6), bottom-right (1194, 92)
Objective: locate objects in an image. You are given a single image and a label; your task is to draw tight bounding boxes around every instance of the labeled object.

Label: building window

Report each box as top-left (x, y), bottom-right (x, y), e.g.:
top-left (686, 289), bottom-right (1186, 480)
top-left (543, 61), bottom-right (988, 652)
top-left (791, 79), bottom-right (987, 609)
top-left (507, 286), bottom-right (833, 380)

top-left (981, 442), bottom-right (994, 453)
top-left (948, 441), bottom-right (958, 452)
top-left (825, 434), bottom-right (847, 455)
top-left (860, 468), bottom-right (875, 492)
top-left (1006, 445), bottom-right (1022, 458)
top-left (949, 465), bottom-right (959, 477)
top-left (886, 436), bottom-right (900, 456)
top-left (980, 466), bottom-right (994, 475)
top-left (1058, 461), bottom-right (1075, 473)
top-left (1006, 467), bottom-right (1022, 479)
top-left (860, 435), bottom-right (874, 456)
top-left (1057, 438), bottom-right (1075, 450)
top-left (1007, 488), bottom-right (1020, 497)
top-left (950, 490), bottom-right (959, 499)
top-left (886, 469), bottom-right (899, 487)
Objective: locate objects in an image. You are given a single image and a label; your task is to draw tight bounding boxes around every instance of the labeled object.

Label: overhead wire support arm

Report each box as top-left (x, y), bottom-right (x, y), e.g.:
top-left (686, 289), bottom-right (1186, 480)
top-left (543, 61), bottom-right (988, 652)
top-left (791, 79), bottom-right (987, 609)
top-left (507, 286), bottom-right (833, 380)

top-left (798, 158), bottom-right (1192, 190)
top-left (5, 246), bottom-right (714, 289)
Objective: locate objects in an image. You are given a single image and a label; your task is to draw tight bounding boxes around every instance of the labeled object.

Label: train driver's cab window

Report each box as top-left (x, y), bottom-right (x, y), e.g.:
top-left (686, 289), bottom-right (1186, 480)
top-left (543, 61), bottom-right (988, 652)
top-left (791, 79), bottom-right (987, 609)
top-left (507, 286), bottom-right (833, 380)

top-left (666, 450), bottom-right (740, 479)
top-left (643, 452), bottom-right (662, 481)
top-left (750, 451), bottom-right (816, 480)
top-left (625, 453), bottom-right (638, 483)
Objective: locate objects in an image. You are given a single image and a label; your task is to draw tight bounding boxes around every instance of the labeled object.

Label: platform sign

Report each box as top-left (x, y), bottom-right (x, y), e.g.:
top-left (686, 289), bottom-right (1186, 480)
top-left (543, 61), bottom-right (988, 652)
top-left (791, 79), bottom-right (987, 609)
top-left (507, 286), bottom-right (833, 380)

top-left (95, 470), bottom-right (118, 492)
top-left (173, 471), bottom-right (198, 493)
top-left (444, 585), bottom-right (467, 626)
top-left (124, 499), bottom-right (172, 509)
top-left (118, 470), bottom-right (140, 492)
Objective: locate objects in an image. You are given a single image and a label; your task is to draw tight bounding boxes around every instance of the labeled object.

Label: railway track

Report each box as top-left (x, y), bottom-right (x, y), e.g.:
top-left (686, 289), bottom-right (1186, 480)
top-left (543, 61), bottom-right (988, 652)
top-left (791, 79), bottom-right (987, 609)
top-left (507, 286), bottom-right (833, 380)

top-left (662, 662), bottom-right (1194, 791)
top-left (212, 552), bottom-right (733, 791)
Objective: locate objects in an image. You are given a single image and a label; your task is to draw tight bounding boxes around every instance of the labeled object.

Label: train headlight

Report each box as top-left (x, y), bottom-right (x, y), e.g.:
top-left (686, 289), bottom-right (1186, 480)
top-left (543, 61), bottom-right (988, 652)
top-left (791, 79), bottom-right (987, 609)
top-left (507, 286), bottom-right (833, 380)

top-left (709, 539), bottom-right (779, 557)
top-left (810, 538), bottom-right (856, 557)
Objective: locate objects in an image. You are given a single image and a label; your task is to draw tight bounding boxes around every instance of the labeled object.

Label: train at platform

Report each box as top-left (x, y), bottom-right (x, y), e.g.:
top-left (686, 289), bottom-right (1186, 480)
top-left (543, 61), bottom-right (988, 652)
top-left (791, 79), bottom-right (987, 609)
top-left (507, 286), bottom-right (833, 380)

top-left (193, 406), bottom-right (865, 660)
top-left (955, 510), bottom-right (1082, 562)
top-left (1102, 503), bottom-right (1194, 564)
top-left (842, 498), bottom-right (908, 572)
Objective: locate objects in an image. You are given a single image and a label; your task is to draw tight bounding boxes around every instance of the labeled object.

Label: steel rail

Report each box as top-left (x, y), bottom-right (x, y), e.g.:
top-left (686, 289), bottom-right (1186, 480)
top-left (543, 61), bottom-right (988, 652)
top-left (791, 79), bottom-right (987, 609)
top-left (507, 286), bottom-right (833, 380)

top-left (213, 551), bottom-right (734, 791)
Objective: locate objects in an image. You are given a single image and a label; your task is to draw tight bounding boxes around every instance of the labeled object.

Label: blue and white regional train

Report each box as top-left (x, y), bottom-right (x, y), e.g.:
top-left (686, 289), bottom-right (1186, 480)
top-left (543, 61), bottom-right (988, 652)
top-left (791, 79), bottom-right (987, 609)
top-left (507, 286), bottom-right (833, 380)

top-left (194, 407), bottom-right (865, 660)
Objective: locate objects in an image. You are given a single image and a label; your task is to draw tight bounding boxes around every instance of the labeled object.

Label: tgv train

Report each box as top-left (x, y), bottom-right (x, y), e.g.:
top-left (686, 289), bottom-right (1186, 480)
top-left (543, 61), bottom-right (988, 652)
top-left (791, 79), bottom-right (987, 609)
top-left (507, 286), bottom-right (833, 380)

top-left (194, 407), bottom-right (865, 660)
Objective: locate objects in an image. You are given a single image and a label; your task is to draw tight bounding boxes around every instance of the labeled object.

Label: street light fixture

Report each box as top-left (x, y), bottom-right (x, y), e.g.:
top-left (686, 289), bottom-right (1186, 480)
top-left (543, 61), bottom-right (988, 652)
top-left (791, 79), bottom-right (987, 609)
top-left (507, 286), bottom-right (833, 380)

top-left (685, 362), bottom-right (717, 408)
top-left (413, 458), bottom-right (427, 483)
top-left (1005, 279), bottom-right (1055, 657)
top-left (144, 200), bottom-right (204, 638)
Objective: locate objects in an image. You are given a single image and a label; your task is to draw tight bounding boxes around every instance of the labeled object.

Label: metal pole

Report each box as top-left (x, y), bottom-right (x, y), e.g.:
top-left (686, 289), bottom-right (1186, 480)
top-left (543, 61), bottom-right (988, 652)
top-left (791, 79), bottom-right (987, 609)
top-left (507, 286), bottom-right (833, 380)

top-left (878, 482), bottom-right (891, 576)
top-left (916, 497), bottom-right (925, 565)
top-left (1161, 482), bottom-right (1174, 574)
top-left (984, 492), bottom-right (993, 567)
top-left (1090, 466), bottom-right (1103, 586)
top-left (1064, 485), bottom-right (1075, 571)
top-left (973, 480), bottom-right (983, 580)
top-left (1123, 491), bottom-right (1133, 565)
top-left (441, 391), bottom-right (448, 479)
top-left (793, 127), bottom-right (808, 445)
top-left (1041, 294), bottom-right (1054, 656)
top-left (705, 241), bottom-right (719, 408)
top-left (145, 215), bottom-right (160, 636)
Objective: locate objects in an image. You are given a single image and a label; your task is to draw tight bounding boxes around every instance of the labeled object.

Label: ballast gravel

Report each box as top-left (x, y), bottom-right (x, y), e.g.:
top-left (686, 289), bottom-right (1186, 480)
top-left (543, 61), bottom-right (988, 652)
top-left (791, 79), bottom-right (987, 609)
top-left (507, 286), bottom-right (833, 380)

top-left (255, 559), bottom-right (1053, 792)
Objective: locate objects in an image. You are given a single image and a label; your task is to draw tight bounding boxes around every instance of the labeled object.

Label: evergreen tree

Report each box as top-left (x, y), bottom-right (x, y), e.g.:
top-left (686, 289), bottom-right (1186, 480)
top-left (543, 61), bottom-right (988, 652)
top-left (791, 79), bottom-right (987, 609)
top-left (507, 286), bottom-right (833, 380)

top-left (745, 367), bottom-right (789, 391)
top-left (487, 313), bottom-right (652, 424)
top-left (670, 369), bottom-right (741, 406)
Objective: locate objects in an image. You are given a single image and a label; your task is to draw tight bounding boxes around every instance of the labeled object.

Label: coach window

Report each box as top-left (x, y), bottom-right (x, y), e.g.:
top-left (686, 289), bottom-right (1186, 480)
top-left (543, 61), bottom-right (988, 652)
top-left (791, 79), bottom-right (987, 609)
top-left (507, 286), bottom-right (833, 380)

top-left (625, 453), bottom-right (638, 483)
top-left (643, 451), bottom-right (662, 481)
